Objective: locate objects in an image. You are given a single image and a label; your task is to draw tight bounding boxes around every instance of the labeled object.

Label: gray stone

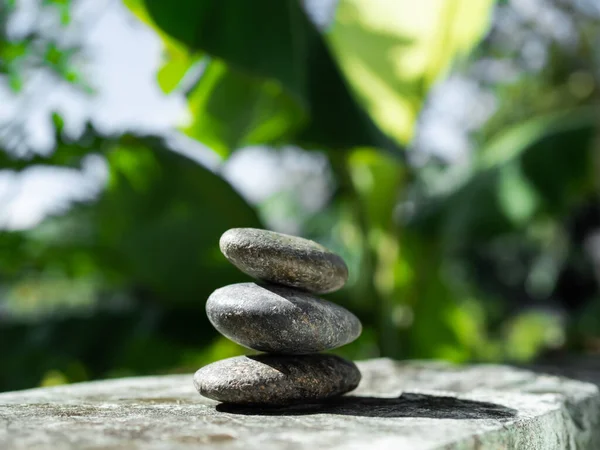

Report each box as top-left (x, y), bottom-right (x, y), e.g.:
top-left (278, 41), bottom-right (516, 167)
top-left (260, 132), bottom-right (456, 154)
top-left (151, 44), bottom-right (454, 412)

top-left (206, 282), bottom-right (362, 354)
top-left (1, 359), bottom-right (599, 449)
top-left (220, 228), bottom-right (348, 294)
top-left (194, 354), bottom-right (361, 405)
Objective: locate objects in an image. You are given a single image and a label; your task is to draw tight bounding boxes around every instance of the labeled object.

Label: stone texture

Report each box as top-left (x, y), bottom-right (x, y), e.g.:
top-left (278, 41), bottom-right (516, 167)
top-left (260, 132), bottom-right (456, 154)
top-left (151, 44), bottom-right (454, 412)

top-left (1, 359), bottom-right (599, 449)
top-left (220, 228), bottom-right (348, 294)
top-left (206, 283), bottom-right (362, 354)
top-left (194, 354), bottom-right (361, 405)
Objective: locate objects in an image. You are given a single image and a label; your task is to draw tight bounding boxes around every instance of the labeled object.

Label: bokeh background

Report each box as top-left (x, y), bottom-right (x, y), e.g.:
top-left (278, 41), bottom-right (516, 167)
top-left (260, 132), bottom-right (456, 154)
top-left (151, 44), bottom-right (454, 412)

top-left (1, 0), bottom-right (600, 392)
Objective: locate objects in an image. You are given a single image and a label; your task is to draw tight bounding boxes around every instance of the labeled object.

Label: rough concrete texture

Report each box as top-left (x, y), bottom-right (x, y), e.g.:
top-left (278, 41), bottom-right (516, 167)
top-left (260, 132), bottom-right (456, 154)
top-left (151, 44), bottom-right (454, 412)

top-left (207, 283), bottom-right (362, 354)
top-left (1, 358), bottom-right (599, 449)
top-left (219, 228), bottom-right (348, 294)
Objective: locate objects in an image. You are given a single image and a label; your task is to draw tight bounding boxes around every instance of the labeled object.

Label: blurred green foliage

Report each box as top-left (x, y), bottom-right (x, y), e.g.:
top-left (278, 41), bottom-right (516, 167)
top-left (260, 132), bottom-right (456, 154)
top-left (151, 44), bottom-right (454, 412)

top-left (1, 0), bottom-right (600, 392)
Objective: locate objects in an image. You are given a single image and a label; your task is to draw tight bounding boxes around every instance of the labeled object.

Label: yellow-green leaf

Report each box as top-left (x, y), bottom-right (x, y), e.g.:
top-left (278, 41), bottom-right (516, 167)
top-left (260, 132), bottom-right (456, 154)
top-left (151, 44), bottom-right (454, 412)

top-left (185, 60), bottom-right (305, 157)
top-left (328, 0), bottom-right (495, 144)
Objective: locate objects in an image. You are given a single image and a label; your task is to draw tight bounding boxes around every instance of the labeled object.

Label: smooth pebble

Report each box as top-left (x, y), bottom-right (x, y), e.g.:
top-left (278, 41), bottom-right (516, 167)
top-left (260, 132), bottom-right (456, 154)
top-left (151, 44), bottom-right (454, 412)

top-left (220, 228), bottom-right (348, 294)
top-left (194, 354), bottom-right (361, 405)
top-left (206, 282), bottom-right (362, 354)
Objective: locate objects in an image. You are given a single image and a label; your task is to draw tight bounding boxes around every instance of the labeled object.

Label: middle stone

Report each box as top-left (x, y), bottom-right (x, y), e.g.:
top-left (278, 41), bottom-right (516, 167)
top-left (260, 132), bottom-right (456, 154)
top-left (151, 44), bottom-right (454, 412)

top-left (206, 282), bottom-right (362, 354)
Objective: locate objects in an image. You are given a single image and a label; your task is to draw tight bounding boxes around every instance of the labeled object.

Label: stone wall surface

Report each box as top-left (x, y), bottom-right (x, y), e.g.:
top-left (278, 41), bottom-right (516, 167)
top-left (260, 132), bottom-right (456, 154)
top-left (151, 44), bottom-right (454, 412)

top-left (1, 358), bottom-right (599, 449)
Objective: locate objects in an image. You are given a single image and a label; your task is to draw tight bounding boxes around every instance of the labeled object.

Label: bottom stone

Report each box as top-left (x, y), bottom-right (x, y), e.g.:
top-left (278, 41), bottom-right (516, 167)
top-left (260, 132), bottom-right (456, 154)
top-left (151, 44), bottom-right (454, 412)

top-left (193, 354), bottom-right (361, 405)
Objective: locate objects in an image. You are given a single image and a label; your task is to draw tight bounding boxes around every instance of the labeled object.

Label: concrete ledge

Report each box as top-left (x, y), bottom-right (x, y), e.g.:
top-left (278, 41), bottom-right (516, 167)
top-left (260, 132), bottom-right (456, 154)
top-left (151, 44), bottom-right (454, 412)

top-left (1, 358), bottom-right (599, 449)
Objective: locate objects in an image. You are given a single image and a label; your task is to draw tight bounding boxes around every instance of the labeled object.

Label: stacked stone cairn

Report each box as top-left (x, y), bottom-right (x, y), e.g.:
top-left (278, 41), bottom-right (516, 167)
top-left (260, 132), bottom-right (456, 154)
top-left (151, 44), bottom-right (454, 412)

top-left (193, 228), bottom-right (362, 406)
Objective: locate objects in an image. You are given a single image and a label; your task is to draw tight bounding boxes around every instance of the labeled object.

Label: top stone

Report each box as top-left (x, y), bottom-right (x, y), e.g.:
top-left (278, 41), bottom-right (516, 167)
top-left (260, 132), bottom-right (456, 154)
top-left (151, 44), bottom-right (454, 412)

top-left (219, 228), bottom-right (348, 294)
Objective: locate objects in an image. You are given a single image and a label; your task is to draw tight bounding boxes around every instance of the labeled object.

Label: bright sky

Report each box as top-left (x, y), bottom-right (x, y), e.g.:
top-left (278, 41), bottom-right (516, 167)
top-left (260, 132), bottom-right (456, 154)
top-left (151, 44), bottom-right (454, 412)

top-left (1, 0), bottom-right (187, 229)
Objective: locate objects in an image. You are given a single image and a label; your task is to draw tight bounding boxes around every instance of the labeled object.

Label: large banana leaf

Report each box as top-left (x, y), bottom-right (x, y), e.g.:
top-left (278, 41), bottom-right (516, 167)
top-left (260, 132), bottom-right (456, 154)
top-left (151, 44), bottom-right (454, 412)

top-left (128, 0), bottom-right (399, 155)
top-left (0, 132), bottom-right (262, 391)
top-left (1, 134), bottom-right (261, 305)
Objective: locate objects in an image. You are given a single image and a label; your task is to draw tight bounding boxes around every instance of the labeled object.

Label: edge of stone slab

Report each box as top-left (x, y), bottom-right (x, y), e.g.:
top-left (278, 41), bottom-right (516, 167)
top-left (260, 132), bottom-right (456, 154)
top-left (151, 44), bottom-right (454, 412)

top-left (355, 359), bottom-right (600, 450)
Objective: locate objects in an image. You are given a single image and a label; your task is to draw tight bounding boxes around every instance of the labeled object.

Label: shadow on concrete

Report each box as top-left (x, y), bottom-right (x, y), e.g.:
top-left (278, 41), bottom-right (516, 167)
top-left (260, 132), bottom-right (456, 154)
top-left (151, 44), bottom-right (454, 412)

top-left (216, 392), bottom-right (517, 419)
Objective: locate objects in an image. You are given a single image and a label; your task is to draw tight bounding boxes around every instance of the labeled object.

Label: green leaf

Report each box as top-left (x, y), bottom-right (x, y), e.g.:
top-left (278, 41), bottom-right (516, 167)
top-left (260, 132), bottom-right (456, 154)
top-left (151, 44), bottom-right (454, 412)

top-left (498, 162), bottom-right (539, 226)
top-left (478, 107), bottom-right (598, 169)
top-left (138, 0), bottom-right (399, 154)
top-left (185, 60), bottom-right (304, 157)
top-left (480, 106), bottom-right (598, 212)
top-left (157, 55), bottom-right (196, 93)
top-left (0, 132), bottom-right (263, 389)
top-left (142, 0), bottom-right (306, 100)
top-left (98, 138), bottom-right (263, 303)
top-left (413, 169), bottom-right (513, 247)
top-left (348, 148), bottom-right (403, 230)
top-left (1, 131), bottom-right (262, 306)
top-left (328, 0), bottom-right (495, 144)
top-left (123, 0), bottom-right (202, 94)
top-left (504, 310), bottom-right (564, 362)
top-left (413, 107), bottom-right (599, 242)
top-left (520, 126), bottom-right (595, 213)
top-left (0, 305), bottom-right (222, 392)
top-left (8, 71), bottom-right (22, 92)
